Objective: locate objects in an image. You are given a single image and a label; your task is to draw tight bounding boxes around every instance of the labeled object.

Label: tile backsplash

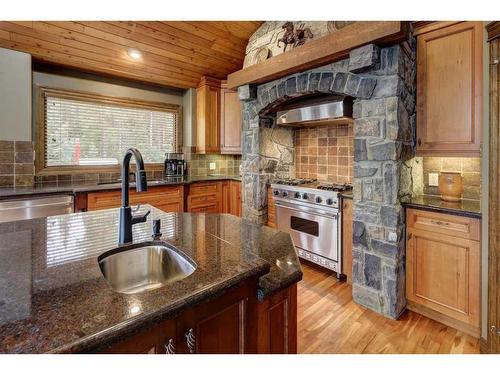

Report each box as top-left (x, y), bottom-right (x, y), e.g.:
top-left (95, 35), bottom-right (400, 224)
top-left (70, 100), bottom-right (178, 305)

top-left (421, 157), bottom-right (481, 200)
top-left (0, 140), bottom-right (34, 187)
top-left (187, 154), bottom-right (241, 177)
top-left (295, 124), bottom-right (353, 183)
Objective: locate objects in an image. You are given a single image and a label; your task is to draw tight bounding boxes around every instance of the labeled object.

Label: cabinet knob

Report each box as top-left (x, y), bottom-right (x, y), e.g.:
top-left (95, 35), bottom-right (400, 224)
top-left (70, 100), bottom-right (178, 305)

top-left (164, 338), bottom-right (176, 354)
top-left (491, 325), bottom-right (500, 336)
top-left (417, 138), bottom-right (422, 146)
top-left (185, 328), bottom-right (196, 353)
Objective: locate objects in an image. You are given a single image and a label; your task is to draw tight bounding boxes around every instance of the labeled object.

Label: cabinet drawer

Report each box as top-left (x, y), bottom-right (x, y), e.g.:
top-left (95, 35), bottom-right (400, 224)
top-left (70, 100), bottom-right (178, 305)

top-left (189, 194), bottom-right (217, 207)
top-left (190, 204), bottom-right (218, 213)
top-left (189, 183), bottom-right (218, 195)
top-left (406, 208), bottom-right (480, 241)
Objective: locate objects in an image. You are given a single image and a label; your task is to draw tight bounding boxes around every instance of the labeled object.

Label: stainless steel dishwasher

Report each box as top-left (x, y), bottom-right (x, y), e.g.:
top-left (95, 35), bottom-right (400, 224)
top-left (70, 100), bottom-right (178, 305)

top-left (0, 195), bottom-right (74, 223)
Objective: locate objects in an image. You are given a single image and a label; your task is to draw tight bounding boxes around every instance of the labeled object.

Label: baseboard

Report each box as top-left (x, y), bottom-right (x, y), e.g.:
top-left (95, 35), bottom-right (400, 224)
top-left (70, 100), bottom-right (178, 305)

top-left (408, 302), bottom-right (480, 338)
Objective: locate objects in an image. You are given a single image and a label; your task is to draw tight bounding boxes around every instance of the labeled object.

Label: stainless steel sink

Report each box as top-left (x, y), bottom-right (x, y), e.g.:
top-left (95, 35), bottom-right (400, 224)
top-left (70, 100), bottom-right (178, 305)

top-left (98, 242), bottom-right (196, 294)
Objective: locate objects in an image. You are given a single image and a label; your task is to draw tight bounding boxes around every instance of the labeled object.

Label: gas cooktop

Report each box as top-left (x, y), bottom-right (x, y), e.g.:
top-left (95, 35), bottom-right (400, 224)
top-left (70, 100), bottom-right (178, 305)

top-left (273, 178), bottom-right (352, 192)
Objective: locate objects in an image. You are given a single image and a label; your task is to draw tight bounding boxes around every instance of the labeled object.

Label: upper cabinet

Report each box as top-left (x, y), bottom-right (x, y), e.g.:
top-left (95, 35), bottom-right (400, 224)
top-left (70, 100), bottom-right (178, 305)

top-left (220, 83), bottom-right (242, 154)
top-left (415, 22), bottom-right (483, 156)
top-left (196, 77), bottom-right (241, 154)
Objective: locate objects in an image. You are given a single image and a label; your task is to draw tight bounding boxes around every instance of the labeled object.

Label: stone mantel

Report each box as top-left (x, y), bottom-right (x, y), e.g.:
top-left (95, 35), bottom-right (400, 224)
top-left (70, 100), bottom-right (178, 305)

top-left (227, 21), bottom-right (410, 89)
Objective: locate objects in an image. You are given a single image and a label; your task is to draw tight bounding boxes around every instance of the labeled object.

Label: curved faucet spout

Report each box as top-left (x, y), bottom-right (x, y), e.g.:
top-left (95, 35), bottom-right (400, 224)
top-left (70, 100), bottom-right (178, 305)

top-left (119, 148), bottom-right (150, 245)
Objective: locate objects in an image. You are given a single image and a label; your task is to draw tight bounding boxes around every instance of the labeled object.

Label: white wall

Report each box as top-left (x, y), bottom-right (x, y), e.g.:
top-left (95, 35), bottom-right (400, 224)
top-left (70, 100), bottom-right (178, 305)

top-left (0, 48), bottom-right (32, 141)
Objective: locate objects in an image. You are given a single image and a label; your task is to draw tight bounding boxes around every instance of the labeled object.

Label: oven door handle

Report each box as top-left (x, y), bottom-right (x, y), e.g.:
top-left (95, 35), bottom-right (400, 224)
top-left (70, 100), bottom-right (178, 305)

top-left (275, 201), bottom-right (338, 220)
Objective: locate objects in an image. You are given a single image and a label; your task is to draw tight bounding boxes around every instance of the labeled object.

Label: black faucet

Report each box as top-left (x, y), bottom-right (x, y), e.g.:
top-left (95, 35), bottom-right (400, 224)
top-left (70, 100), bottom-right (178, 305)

top-left (118, 148), bottom-right (150, 245)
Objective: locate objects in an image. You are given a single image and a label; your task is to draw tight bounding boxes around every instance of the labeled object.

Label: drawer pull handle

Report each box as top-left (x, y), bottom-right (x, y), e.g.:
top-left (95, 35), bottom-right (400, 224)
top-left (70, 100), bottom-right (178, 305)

top-left (185, 328), bottom-right (196, 353)
top-left (430, 220), bottom-right (450, 226)
top-left (164, 338), bottom-right (176, 354)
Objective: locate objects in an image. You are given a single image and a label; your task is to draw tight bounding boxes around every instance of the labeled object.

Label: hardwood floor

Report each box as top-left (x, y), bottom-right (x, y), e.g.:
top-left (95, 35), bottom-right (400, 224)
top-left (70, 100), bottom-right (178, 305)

top-left (297, 263), bottom-right (480, 354)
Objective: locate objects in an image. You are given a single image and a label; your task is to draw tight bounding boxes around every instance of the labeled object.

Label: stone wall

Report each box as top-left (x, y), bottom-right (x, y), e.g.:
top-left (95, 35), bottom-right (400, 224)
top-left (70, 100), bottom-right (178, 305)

top-left (238, 42), bottom-right (416, 319)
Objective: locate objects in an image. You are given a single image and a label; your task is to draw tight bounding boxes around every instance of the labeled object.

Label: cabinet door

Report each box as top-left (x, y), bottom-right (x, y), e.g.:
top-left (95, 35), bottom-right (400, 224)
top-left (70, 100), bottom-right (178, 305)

top-left (341, 199), bottom-right (353, 282)
top-left (267, 186), bottom-right (276, 228)
top-left (220, 87), bottom-right (242, 154)
top-left (229, 180), bottom-right (241, 217)
top-left (102, 323), bottom-right (167, 354)
top-left (221, 181), bottom-right (230, 213)
top-left (416, 22), bottom-right (483, 156)
top-left (196, 82), bottom-right (220, 154)
top-left (406, 228), bottom-right (480, 335)
top-left (176, 282), bottom-right (257, 354)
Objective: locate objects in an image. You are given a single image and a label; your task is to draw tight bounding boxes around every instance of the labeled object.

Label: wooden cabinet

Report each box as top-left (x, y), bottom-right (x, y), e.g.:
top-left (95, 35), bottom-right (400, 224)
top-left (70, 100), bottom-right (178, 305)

top-left (229, 180), bottom-right (241, 217)
top-left (196, 77), bottom-right (221, 154)
top-left (102, 278), bottom-right (262, 354)
top-left (221, 180), bottom-right (231, 214)
top-left (187, 181), bottom-right (220, 212)
top-left (196, 77), bottom-right (242, 155)
top-left (86, 185), bottom-right (184, 212)
top-left (267, 186), bottom-right (276, 228)
top-left (256, 284), bottom-right (297, 353)
top-left (486, 21), bottom-right (500, 354)
top-left (220, 83), bottom-right (242, 154)
top-left (341, 198), bottom-right (353, 283)
top-left (415, 22), bottom-right (483, 156)
top-left (406, 208), bottom-right (481, 337)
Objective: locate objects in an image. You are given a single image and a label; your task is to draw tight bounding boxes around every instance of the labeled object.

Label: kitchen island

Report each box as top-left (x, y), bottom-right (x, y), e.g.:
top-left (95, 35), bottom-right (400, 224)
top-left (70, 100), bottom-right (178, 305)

top-left (0, 206), bottom-right (301, 353)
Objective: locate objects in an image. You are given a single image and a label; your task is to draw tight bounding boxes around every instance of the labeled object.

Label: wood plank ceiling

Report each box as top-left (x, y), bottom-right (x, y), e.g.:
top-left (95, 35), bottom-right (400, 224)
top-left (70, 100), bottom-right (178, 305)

top-left (0, 21), bottom-right (263, 89)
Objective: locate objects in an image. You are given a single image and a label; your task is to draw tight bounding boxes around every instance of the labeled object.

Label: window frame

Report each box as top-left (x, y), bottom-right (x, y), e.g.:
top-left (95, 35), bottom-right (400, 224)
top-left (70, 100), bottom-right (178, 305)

top-left (35, 86), bottom-right (182, 175)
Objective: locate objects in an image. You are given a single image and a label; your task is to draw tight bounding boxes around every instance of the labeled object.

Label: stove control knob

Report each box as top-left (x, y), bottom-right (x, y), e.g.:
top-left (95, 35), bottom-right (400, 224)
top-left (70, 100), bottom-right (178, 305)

top-left (302, 193), bottom-right (308, 199)
top-left (273, 190), bottom-right (280, 196)
top-left (326, 198), bottom-right (334, 205)
top-left (282, 191), bottom-right (288, 197)
top-left (294, 192), bottom-right (301, 198)
top-left (316, 197), bottom-right (323, 203)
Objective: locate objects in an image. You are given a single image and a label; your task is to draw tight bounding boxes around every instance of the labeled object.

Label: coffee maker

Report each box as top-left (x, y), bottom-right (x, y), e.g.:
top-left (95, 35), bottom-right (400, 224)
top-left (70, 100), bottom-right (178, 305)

top-left (164, 153), bottom-right (186, 177)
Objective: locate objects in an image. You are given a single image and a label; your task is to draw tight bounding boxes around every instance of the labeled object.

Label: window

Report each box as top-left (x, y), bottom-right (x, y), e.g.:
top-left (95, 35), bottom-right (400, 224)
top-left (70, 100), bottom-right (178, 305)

top-left (36, 88), bottom-right (181, 173)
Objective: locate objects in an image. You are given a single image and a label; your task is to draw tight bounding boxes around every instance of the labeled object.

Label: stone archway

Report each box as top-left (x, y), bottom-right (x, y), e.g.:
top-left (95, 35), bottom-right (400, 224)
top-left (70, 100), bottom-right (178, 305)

top-left (237, 43), bottom-right (416, 319)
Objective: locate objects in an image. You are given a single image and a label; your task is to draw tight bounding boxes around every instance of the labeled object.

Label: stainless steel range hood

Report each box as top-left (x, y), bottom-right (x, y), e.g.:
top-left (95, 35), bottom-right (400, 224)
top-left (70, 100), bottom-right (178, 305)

top-left (276, 98), bottom-right (353, 127)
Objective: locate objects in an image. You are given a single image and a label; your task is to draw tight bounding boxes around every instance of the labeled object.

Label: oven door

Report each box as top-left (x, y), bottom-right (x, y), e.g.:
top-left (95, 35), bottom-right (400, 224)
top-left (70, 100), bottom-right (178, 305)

top-left (275, 201), bottom-right (339, 262)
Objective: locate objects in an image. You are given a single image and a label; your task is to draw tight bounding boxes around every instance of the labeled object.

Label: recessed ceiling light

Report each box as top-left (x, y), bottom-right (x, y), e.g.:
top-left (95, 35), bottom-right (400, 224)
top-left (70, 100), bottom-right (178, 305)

top-left (127, 48), bottom-right (142, 60)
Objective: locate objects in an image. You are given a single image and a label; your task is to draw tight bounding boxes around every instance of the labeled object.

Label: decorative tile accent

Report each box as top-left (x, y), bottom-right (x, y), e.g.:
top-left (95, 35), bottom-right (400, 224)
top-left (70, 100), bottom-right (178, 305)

top-left (295, 124), bottom-right (353, 183)
top-left (421, 157), bottom-right (481, 200)
top-left (0, 140), bottom-right (34, 188)
top-left (187, 154), bottom-right (241, 177)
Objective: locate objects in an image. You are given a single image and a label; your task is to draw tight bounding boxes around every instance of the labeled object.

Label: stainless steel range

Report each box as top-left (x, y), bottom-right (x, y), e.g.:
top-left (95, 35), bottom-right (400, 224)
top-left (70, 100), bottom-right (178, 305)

top-left (271, 179), bottom-right (352, 275)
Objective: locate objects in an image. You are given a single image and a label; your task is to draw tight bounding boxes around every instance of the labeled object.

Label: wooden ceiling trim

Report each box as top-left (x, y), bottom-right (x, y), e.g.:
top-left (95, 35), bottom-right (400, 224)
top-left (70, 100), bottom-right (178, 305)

top-left (104, 21), bottom-right (243, 68)
top-left (43, 21), bottom-right (219, 77)
top-left (77, 21), bottom-right (234, 75)
top-left (0, 21), bottom-right (262, 88)
top-left (0, 22), bottom-right (200, 87)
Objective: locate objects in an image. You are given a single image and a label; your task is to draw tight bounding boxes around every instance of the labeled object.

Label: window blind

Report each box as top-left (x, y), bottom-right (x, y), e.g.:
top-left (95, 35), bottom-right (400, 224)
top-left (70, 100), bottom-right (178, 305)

top-left (44, 93), bottom-right (177, 167)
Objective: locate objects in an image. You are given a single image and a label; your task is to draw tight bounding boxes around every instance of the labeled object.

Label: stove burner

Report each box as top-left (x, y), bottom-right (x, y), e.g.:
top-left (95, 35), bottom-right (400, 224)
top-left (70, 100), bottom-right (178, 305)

top-left (317, 183), bottom-right (353, 192)
top-left (274, 178), bottom-right (317, 186)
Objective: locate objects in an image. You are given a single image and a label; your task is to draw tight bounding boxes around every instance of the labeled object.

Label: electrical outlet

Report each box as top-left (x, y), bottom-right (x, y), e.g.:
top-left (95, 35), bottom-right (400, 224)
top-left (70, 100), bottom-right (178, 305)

top-left (429, 173), bottom-right (439, 186)
top-left (209, 162), bottom-right (216, 171)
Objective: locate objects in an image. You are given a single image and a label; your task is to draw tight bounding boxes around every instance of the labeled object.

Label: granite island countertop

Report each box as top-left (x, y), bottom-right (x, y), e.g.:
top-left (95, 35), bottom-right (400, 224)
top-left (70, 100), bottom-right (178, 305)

top-left (0, 206), bottom-right (301, 353)
top-left (402, 195), bottom-right (481, 219)
top-left (0, 175), bottom-right (242, 199)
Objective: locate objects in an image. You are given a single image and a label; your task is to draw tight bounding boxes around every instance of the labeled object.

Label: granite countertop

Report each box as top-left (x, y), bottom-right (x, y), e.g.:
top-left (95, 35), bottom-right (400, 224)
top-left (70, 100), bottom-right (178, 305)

top-left (402, 195), bottom-right (481, 219)
top-left (0, 206), bottom-right (301, 353)
top-left (0, 175), bottom-right (242, 199)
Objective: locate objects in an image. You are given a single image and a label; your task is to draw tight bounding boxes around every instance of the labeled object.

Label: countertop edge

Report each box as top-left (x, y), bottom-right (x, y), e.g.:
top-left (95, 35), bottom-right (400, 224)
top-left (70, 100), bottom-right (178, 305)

top-left (402, 201), bottom-right (482, 219)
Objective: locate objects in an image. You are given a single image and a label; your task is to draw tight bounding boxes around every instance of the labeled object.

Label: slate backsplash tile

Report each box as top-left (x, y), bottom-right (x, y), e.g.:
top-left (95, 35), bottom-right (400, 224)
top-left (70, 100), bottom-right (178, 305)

top-left (0, 140), bottom-right (35, 188)
top-left (421, 157), bottom-right (481, 200)
top-left (295, 123), bottom-right (353, 183)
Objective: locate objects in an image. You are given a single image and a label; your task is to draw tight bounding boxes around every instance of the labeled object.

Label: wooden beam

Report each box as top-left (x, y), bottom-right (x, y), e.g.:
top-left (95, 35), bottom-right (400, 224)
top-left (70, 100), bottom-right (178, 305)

top-left (227, 21), bottom-right (409, 89)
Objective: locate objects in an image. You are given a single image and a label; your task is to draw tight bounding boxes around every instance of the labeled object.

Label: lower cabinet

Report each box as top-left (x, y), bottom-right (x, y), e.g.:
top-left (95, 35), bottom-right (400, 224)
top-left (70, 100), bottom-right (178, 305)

top-left (100, 281), bottom-right (298, 354)
top-left (341, 199), bottom-right (353, 283)
top-left (102, 279), bottom-right (258, 354)
top-left (406, 208), bottom-right (481, 337)
top-left (267, 187), bottom-right (276, 228)
top-left (188, 180), bottom-right (241, 216)
top-left (84, 185), bottom-right (184, 212)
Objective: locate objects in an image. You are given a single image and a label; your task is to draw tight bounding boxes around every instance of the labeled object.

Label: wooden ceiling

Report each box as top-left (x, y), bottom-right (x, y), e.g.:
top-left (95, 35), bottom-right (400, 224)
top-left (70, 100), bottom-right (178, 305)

top-left (0, 21), bottom-right (263, 89)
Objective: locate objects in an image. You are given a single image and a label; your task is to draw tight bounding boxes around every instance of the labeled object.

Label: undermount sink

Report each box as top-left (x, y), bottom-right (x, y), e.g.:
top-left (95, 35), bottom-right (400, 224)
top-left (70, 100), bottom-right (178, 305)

top-left (98, 242), bottom-right (197, 294)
